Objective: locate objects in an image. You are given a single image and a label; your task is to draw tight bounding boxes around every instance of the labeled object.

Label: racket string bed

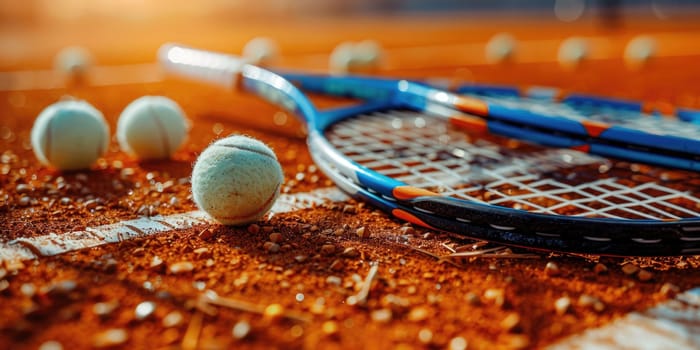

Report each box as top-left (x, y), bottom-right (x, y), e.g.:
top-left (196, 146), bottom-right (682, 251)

top-left (326, 109), bottom-right (700, 222)
top-left (311, 145), bottom-right (700, 256)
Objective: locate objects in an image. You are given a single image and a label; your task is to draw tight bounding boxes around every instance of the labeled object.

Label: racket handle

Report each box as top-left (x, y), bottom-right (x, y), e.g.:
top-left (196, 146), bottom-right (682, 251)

top-left (158, 43), bottom-right (252, 89)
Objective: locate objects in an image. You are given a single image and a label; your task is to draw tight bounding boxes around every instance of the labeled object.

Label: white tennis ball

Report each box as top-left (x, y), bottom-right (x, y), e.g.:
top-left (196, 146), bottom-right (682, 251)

top-left (242, 37), bottom-right (279, 65)
top-left (54, 46), bottom-right (93, 77)
top-left (624, 35), bottom-right (657, 68)
top-left (352, 40), bottom-right (383, 67)
top-left (117, 96), bottom-right (189, 160)
top-left (329, 42), bottom-right (356, 74)
top-left (485, 33), bottom-right (516, 63)
top-left (329, 40), bottom-right (383, 74)
top-left (191, 135), bottom-right (284, 225)
top-left (31, 100), bottom-right (109, 171)
top-left (557, 37), bottom-right (589, 68)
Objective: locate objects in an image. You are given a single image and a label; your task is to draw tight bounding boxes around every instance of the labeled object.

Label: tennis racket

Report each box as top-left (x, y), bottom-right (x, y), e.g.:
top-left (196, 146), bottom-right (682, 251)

top-left (159, 44), bottom-right (700, 256)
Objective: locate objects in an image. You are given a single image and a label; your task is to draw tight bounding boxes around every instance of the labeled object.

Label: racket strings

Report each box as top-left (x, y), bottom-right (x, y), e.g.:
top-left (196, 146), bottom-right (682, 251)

top-left (325, 110), bottom-right (700, 220)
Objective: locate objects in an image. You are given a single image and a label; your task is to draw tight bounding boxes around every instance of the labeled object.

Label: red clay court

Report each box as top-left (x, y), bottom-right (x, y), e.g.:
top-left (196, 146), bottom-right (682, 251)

top-left (2, 2), bottom-right (700, 349)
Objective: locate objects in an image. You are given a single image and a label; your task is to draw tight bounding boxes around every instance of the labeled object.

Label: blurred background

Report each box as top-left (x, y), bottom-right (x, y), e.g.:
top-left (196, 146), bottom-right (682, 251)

top-left (2, 0), bottom-right (700, 68)
top-left (2, 0), bottom-right (700, 21)
top-left (1, 0), bottom-right (699, 100)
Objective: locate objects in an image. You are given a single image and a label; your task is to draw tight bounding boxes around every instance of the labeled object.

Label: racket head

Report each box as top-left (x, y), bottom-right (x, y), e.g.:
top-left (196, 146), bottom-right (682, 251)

top-left (230, 59), bottom-right (700, 246)
top-left (311, 139), bottom-right (700, 256)
top-left (307, 107), bottom-right (700, 244)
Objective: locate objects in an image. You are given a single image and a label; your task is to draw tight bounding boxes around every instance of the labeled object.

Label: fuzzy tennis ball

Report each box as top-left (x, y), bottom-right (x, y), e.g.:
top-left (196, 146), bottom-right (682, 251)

top-left (191, 135), bottom-right (284, 225)
top-left (242, 37), bottom-right (279, 65)
top-left (352, 39), bottom-right (383, 68)
top-left (329, 40), bottom-right (383, 74)
top-left (485, 33), bottom-right (516, 63)
top-left (54, 46), bottom-right (93, 77)
top-left (31, 99), bottom-right (109, 171)
top-left (557, 37), bottom-right (589, 68)
top-left (329, 41), bottom-right (355, 73)
top-left (117, 96), bottom-right (189, 160)
top-left (624, 35), bottom-right (657, 69)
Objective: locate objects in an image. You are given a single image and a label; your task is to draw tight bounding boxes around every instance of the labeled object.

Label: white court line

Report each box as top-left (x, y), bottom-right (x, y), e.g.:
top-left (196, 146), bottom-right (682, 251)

top-left (0, 243), bottom-right (36, 264)
top-left (546, 288), bottom-right (700, 350)
top-left (1, 187), bottom-right (348, 264)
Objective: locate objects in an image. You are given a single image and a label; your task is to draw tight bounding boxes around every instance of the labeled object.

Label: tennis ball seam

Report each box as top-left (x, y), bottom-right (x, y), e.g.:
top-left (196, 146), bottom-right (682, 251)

top-left (149, 103), bottom-right (171, 157)
top-left (214, 144), bottom-right (277, 161)
top-left (207, 182), bottom-right (281, 222)
top-left (117, 96), bottom-right (188, 160)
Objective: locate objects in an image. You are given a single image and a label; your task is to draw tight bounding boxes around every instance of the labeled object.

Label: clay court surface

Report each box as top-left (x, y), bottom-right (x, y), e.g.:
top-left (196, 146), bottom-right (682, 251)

top-left (2, 5), bottom-right (700, 349)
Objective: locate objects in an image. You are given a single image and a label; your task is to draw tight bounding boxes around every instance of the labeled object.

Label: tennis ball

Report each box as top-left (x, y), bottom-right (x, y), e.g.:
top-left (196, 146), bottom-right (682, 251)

top-left (54, 46), bottom-right (93, 77)
top-left (485, 33), bottom-right (516, 63)
top-left (31, 99), bottom-right (109, 171)
top-left (352, 40), bottom-right (383, 68)
top-left (191, 135), bottom-right (284, 225)
top-left (329, 40), bottom-right (383, 74)
top-left (557, 37), bottom-right (589, 68)
top-left (117, 96), bottom-right (190, 160)
top-left (329, 42), bottom-right (355, 74)
top-left (624, 35), bottom-right (657, 69)
top-left (242, 37), bottom-right (279, 65)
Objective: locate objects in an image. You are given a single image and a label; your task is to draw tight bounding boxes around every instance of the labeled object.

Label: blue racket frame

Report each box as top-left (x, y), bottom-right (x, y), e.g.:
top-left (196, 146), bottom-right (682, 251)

top-left (456, 84), bottom-right (700, 162)
top-left (311, 142), bottom-right (700, 256)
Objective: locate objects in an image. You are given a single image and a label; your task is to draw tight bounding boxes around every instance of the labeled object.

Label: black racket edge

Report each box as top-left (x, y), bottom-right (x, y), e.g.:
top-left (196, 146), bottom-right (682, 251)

top-left (312, 149), bottom-right (700, 257)
top-left (380, 187), bottom-right (700, 257)
top-left (408, 197), bottom-right (700, 241)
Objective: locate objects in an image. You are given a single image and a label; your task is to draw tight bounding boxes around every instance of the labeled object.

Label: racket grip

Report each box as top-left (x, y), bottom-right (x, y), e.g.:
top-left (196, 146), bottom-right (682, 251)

top-left (158, 43), bottom-right (252, 89)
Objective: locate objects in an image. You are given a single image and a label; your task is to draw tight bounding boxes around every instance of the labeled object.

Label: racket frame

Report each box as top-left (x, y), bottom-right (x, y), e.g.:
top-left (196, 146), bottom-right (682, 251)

top-left (159, 44), bottom-right (700, 255)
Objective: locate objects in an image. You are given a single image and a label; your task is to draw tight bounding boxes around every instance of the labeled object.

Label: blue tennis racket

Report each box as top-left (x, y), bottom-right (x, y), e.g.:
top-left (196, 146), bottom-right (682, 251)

top-left (159, 44), bottom-right (700, 256)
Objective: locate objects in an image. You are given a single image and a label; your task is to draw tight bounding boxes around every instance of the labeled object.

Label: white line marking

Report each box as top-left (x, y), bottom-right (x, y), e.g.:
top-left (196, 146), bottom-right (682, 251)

top-left (2, 187), bottom-right (348, 264)
top-left (546, 288), bottom-right (700, 350)
top-left (268, 187), bottom-right (349, 215)
top-left (0, 242), bottom-right (37, 263)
